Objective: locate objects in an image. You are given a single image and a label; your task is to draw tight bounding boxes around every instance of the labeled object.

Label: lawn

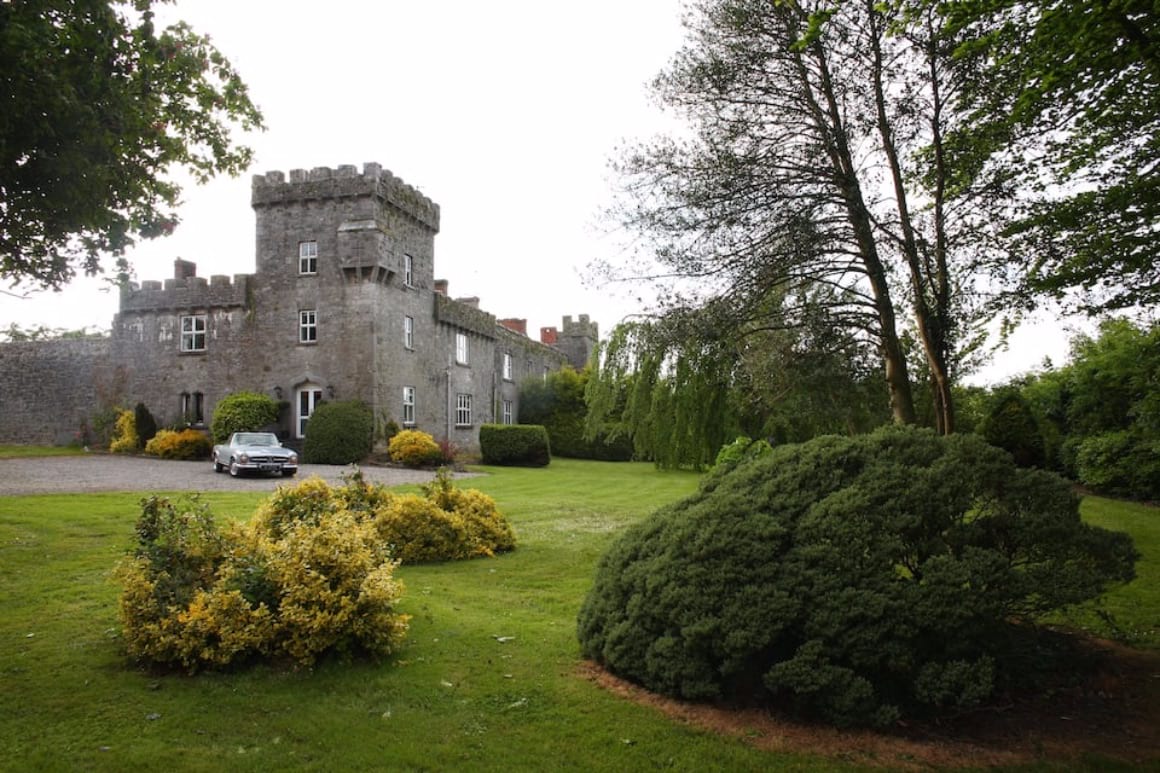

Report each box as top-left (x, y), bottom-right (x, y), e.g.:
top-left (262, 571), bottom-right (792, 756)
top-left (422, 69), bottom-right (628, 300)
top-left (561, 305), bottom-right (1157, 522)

top-left (0, 458), bottom-right (1155, 771)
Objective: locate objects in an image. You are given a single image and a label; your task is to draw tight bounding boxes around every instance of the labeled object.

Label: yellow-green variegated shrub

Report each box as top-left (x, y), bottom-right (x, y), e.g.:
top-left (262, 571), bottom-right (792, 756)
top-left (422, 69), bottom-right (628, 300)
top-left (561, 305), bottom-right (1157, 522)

top-left (143, 428), bottom-right (212, 460)
top-left (115, 491), bottom-right (409, 672)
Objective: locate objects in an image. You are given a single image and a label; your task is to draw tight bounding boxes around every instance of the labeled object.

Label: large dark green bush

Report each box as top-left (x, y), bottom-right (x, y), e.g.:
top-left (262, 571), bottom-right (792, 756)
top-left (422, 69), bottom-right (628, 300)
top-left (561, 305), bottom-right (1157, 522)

top-left (519, 367), bottom-right (633, 460)
top-left (479, 424), bottom-right (550, 467)
top-left (210, 391), bottom-right (280, 443)
top-left (133, 402), bottom-right (158, 447)
top-left (577, 426), bottom-right (1137, 728)
top-left (302, 400), bottom-right (373, 464)
top-left (1075, 430), bottom-right (1160, 500)
top-left (979, 389), bottom-right (1045, 468)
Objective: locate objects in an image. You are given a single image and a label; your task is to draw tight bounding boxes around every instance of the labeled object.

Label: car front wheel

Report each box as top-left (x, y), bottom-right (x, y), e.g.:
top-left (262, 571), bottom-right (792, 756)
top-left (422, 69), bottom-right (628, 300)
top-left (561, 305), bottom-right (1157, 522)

top-left (229, 460), bottom-right (241, 478)
top-left (213, 455), bottom-right (225, 473)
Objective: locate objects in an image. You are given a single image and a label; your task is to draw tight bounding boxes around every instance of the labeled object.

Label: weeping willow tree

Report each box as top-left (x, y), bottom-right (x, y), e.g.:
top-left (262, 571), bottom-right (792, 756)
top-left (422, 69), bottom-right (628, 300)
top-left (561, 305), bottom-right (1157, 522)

top-left (585, 291), bottom-right (890, 469)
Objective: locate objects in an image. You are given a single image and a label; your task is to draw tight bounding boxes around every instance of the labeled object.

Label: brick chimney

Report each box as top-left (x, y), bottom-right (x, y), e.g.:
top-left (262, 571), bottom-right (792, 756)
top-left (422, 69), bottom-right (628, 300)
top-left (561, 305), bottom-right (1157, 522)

top-left (540, 326), bottom-right (558, 345)
top-left (434, 279), bottom-right (449, 296)
top-left (499, 318), bottom-right (528, 336)
top-left (174, 258), bottom-right (197, 280)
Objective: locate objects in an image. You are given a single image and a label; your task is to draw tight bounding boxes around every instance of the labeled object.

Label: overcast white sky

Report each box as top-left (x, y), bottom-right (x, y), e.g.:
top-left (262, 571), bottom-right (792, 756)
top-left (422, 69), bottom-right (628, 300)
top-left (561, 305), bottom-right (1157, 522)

top-left (2, 0), bottom-right (1074, 384)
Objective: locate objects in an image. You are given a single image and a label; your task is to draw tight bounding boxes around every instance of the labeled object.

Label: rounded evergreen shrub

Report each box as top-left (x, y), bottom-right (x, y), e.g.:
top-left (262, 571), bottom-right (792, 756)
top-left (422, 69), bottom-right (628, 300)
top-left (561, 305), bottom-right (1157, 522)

top-left (979, 390), bottom-right (1045, 468)
top-left (577, 426), bottom-right (1138, 728)
top-left (1075, 430), bottom-right (1160, 500)
top-left (210, 391), bottom-right (280, 443)
top-left (713, 435), bottom-right (773, 470)
top-left (302, 400), bottom-right (373, 464)
top-left (479, 424), bottom-right (550, 466)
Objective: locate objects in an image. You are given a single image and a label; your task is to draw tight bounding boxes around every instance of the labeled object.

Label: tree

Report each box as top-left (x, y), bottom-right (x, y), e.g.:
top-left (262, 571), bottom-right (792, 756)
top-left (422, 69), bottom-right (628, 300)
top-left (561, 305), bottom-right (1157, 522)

top-left (943, 0), bottom-right (1160, 314)
top-left (600, 0), bottom-right (992, 434)
top-left (0, 1), bottom-right (263, 290)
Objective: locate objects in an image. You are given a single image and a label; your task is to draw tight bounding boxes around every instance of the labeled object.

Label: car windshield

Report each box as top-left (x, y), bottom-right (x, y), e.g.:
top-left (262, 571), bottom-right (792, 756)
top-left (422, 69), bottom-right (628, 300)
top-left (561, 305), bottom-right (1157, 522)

top-left (237, 433), bottom-right (277, 446)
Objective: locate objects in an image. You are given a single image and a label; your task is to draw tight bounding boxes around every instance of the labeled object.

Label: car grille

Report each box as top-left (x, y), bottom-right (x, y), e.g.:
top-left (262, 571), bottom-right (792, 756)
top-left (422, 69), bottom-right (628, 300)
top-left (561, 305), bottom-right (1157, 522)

top-left (248, 455), bottom-right (286, 464)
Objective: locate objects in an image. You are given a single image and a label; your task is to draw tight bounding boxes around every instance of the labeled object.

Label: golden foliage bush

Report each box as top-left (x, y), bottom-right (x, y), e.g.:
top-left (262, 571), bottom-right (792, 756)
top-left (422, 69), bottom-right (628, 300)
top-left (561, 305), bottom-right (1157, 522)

top-left (144, 428), bottom-right (212, 460)
top-left (109, 409), bottom-right (139, 453)
top-left (116, 472), bottom-right (514, 672)
top-left (115, 492), bottom-right (409, 673)
top-left (387, 429), bottom-right (443, 468)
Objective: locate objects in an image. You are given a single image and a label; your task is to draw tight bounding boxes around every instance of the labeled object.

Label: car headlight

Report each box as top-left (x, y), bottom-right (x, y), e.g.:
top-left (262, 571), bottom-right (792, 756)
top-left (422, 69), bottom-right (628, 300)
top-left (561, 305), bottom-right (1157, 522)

top-left (288, 453), bottom-right (298, 463)
top-left (238, 452), bottom-right (250, 463)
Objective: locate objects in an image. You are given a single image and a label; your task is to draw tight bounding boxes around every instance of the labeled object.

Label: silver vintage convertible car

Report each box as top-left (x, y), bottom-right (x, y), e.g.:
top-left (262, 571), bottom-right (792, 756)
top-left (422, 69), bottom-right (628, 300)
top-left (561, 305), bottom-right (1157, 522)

top-left (212, 432), bottom-right (299, 477)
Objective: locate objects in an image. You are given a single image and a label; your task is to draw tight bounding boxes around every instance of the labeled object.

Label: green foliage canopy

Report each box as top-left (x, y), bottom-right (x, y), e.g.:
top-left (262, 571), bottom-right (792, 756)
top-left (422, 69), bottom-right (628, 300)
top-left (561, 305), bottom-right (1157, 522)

top-left (0, 1), bottom-right (263, 289)
top-left (302, 400), bottom-right (373, 465)
top-left (578, 426), bottom-right (1138, 728)
top-left (945, 0), bottom-right (1160, 313)
top-left (209, 391), bottom-right (279, 443)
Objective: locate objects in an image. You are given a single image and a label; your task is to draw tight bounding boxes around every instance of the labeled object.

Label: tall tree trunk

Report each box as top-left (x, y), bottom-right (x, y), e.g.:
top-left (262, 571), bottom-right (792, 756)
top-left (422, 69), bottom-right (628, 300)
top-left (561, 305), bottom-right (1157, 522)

top-left (793, 33), bottom-right (918, 425)
top-left (866, 1), bottom-right (954, 433)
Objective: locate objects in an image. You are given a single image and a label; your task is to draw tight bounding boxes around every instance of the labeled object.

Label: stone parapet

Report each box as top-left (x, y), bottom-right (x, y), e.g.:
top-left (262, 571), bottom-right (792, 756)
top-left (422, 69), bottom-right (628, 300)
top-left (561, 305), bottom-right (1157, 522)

top-left (120, 273), bottom-right (251, 312)
top-left (435, 293), bottom-right (497, 339)
top-left (251, 162), bottom-right (440, 232)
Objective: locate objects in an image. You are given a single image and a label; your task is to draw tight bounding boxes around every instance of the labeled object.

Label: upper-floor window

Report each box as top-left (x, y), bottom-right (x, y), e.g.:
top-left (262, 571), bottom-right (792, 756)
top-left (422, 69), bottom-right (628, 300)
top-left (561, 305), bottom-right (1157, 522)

top-left (404, 315), bottom-right (414, 350)
top-left (403, 253), bottom-right (414, 286)
top-left (502, 399), bottom-right (513, 425)
top-left (299, 241), bottom-right (318, 274)
top-left (455, 332), bottom-right (469, 365)
top-left (502, 352), bottom-right (513, 381)
top-left (180, 315), bottom-right (207, 352)
top-left (402, 386), bottom-right (416, 426)
top-left (299, 309), bottom-right (317, 343)
top-left (456, 393), bottom-right (472, 427)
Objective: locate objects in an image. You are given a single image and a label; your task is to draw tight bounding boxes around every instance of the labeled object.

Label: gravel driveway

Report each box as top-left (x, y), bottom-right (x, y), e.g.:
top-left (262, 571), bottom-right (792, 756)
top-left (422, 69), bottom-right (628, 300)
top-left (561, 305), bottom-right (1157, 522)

top-left (0, 454), bottom-right (467, 496)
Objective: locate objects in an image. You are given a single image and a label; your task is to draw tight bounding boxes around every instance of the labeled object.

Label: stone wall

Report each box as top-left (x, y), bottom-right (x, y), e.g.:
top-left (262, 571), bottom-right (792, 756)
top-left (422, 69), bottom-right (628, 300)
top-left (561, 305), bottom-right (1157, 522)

top-left (0, 338), bottom-right (119, 444)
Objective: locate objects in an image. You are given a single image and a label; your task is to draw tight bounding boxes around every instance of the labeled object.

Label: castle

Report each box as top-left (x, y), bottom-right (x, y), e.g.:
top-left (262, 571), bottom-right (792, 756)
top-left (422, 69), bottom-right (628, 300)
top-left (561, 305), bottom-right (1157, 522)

top-left (0, 163), bottom-right (598, 450)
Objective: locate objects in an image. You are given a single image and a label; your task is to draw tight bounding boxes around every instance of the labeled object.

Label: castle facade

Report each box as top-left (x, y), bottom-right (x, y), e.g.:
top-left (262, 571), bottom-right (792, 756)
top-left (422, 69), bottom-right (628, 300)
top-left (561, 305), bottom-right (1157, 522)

top-left (0, 163), bottom-right (597, 450)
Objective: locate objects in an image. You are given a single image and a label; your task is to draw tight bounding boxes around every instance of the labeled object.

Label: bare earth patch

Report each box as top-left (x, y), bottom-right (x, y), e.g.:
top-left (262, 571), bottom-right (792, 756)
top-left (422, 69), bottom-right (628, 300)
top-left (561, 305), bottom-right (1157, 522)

top-left (580, 638), bottom-right (1160, 769)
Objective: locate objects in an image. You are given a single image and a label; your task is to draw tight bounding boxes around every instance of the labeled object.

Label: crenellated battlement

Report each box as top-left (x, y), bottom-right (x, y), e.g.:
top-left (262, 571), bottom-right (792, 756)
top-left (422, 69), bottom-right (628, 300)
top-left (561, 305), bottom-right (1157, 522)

top-left (119, 266), bottom-right (251, 314)
top-left (251, 162), bottom-right (440, 232)
top-left (562, 314), bottom-right (599, 341)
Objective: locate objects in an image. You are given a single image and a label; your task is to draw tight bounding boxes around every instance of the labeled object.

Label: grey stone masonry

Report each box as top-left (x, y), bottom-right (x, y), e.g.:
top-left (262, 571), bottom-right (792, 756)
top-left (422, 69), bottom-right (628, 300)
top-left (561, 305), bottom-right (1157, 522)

top-left (0, 162), bottom-right (597, 452)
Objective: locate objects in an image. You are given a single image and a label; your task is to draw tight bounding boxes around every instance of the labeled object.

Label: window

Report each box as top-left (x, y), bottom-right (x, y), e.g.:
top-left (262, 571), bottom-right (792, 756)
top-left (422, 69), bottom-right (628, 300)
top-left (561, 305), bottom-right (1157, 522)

top-left (502, 352), bottom-right (513, 381)
top-left (180, 315), bottom-right (206, 352)
top-left (403, 253), bottom-right (414, 286)
top-left (455, 332), bottom-right (469, 365)
top-left (404, 315), bottom-right (414, 349)
top-left (180, 391), bottom-right (204, 424)
top-left (299, 241), bottom-right (318, 274)
top-left (502, 399), bottom-right (513, 425)
top-left (299, 310), bottom-right (317, 343)
top-left (456, 393), bottom-right (472, 427)
top-left (402, 386), bottom-right (415, 425)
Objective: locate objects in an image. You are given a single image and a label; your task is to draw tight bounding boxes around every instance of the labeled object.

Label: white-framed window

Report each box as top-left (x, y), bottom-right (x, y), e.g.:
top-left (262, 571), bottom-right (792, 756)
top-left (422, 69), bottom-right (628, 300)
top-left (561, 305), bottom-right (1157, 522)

top-left (299, 309), bottom-right (317, 343)
top-left (455, 332), bottom-right (469, 365)
top-left (502, 399), bottom-right (513, 425)
top-left (403, 253), bottom-right (414, 286)
top-left (180, 315), bottom-right (207, 352)
top-left (502, 352), bottom-right (513, 381)
top-left (402, 386), bottom-right (415, 425)
top-left (456, 393), bottom-right (472, 427)
top-left (299, 241), bottom-right (318, 274)
top-left (404, 315), bottom-right (414, 349)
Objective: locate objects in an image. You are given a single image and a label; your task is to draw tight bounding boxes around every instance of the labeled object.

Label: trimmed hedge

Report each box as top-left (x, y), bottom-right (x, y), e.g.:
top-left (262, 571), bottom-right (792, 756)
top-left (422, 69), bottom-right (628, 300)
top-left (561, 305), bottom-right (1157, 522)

top-left (479, 424), bottom-right (550, 467)
top-left (210, 391), bottom-right (280, 443)
top-left (302, 400), bottom-right (373, 464)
